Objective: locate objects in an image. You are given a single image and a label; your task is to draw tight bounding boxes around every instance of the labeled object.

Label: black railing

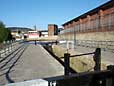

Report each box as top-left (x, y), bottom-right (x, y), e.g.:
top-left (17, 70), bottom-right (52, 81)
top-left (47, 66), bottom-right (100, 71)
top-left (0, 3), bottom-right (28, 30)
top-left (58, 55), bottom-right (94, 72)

top-left (63, 48), bottom-right (101, 75)
top-left (45, 65), bottom-right (114, 86)
top-left (46, 48), bottom-right (113, 86)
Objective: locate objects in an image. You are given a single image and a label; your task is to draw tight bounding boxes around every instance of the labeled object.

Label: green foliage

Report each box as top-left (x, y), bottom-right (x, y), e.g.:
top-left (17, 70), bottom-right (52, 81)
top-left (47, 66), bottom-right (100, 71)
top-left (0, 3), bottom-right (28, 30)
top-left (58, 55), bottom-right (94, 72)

top-left (0, 21), bottom-right (12, 43)
top-left (6, 29), bottom-right (13, 41)
top-left (0, 21), bottom-right (6, 42)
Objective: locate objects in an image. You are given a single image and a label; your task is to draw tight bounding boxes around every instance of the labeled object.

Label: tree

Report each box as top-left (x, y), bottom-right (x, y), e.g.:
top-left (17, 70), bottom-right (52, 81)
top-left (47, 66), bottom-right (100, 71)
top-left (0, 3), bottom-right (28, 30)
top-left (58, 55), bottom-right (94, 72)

top-left (6, 29), bottom-right (13, 41)
top-left (0, 21), bottom-right (12, 43)
top-left (0, 21), bottom-right (6, 43)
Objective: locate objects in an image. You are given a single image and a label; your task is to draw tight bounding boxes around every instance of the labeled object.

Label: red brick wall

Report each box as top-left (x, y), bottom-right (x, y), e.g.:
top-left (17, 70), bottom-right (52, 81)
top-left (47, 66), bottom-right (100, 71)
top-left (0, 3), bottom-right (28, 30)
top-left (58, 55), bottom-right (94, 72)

top-left (48, 24), bottom-right (58, 36)
top-left (48, 25), bottom-right (54, 36)
top-left (63, 5), bottom-right (114, 34)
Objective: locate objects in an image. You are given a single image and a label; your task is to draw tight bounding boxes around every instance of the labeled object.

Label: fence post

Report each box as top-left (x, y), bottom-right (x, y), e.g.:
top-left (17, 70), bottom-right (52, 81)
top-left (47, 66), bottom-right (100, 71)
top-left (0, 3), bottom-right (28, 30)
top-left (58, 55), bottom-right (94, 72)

top-left (0, 49), bottom-right (2, 58)
top-left (107, 65), bottom-right (114, 86)
top-left (92, 48), bottom-right (101, 86)
top-left (34, 41), bottom-right (37, 45)
top-left (64, 53), bottom-right (70, 75)
top-left (4, 45), bottom-right (7, 56)
top-left (8, 43), bottom-right (10, 53)
top-left (11, 41), bottom-right (12, 51)
top-left (93, 48), bottom-right (101, 71)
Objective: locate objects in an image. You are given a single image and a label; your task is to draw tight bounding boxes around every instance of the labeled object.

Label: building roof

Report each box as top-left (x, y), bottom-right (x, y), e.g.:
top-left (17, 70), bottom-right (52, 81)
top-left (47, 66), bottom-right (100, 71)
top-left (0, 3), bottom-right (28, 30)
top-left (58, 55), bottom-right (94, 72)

top-left (62, 0), bottom-right (114, 26)
top-left (48, 24), bottom-right (58, 26)
top-left (7, 27), bottom-right (33, 31)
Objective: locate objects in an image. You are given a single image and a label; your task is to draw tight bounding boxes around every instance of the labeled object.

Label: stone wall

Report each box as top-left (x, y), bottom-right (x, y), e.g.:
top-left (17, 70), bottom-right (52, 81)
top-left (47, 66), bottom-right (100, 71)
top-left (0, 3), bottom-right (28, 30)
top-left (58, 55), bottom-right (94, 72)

top-left (76, 31), bottom-right (114, 41)
top-left (59, 31), bottom-right (114, 51)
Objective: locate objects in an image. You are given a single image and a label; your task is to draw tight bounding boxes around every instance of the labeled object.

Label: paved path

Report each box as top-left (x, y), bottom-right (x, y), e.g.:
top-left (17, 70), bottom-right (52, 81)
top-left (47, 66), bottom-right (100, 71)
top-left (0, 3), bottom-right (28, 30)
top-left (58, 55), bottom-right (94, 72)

top-left (0, 43), bottom-right (64, 85)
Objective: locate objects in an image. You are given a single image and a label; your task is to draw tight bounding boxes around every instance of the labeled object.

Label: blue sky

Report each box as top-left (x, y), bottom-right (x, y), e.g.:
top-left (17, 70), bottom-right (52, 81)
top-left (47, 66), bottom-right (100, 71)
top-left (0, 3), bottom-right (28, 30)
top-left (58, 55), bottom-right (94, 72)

top-left (0, 0), bottom-right (110, 30)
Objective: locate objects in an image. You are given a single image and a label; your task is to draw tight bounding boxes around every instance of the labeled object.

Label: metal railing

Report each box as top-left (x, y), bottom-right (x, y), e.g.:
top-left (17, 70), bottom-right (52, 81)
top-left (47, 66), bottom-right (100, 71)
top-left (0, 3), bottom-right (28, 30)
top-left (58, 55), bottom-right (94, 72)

top-left (0, 41), bottom-right (22, 58)
top-left (62, 48), bottom-right (101, 75)
top-left (46, 65), bottom-right (114, 86)
top-left (47, 48), bottom-right (113, 86)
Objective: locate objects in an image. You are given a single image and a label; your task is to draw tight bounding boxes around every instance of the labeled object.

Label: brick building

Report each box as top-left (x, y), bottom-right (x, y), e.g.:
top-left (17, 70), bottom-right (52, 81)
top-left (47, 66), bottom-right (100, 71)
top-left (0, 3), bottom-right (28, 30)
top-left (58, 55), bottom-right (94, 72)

top-left (59, 0), bottom-right (114, 50)
top-left (48, 24), bottom-right (58, 36)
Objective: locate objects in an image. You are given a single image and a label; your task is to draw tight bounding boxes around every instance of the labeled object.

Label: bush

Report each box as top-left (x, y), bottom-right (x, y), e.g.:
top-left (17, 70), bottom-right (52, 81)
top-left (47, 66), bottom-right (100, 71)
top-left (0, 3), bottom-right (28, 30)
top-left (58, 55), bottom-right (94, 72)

top-left (0, 21), bottom-right (12, 43)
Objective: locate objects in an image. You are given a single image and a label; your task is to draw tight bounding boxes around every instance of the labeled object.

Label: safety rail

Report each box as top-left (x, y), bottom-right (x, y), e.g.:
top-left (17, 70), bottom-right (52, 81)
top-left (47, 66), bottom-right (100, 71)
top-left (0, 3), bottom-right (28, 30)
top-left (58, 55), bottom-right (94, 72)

top-left (47, 48), bottom-right (113, 86)
top-left (46, 65), bottom-right (114, 86)
top-left (48, 65), bottom-right (114, 86)
top-left (0, 41), bottom-right (23, 58)
top-left (62, 48), bottom-right (101, 76)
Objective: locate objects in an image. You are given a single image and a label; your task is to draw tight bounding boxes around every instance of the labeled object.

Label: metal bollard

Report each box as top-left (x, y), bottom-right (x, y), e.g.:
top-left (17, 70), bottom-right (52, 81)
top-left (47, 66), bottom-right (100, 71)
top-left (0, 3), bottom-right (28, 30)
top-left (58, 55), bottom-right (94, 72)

top-left (64, 53), bottom-right (70, 75)
top-left (35, 41), bottom-right (37, 45)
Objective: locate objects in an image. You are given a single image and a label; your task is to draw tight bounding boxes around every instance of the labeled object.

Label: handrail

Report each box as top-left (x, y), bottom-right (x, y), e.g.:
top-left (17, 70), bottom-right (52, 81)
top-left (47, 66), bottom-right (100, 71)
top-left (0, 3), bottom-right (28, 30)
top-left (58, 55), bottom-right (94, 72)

top-left (70, 52), bottom-right (94, 57)
top-left (0, 41), bottom-right (23, 58)
top-left (63, 48), bottom-right (101, 75)
top-left (45, 70), bottom-right (111, 81)
top-left (61, 52), bottom-right (94, 58)
top-left (45, 65), bottom-right (114, 86)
